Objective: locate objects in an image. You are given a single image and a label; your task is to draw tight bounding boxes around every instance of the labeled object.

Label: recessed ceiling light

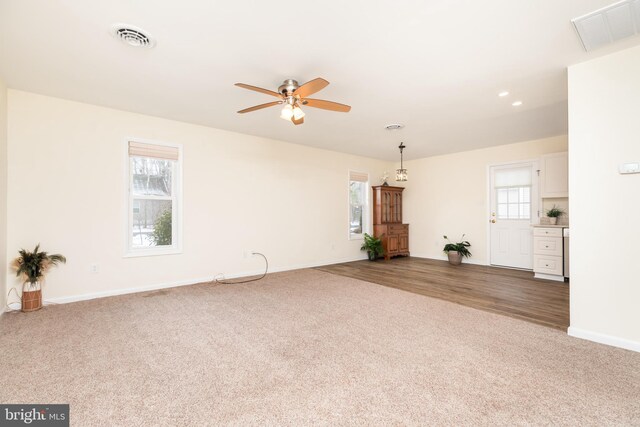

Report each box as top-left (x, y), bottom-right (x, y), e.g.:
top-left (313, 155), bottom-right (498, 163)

top-left (111, 24), bottom-right (155, 48)
top-left (512, 101), bottom-right (523, 106)
top-left (385, 124), bottom-right (404, 130)
top-left (498, 91), bottom-right (509, 97)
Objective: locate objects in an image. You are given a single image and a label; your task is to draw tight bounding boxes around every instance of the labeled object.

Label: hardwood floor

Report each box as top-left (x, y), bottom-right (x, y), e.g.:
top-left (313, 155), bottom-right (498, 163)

top-left (315, 257), bottom-right (569, 330)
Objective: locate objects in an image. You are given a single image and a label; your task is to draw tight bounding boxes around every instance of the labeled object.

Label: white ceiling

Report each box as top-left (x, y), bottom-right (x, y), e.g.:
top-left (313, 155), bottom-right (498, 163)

top-left (1, 0), bottom-right (639, 160)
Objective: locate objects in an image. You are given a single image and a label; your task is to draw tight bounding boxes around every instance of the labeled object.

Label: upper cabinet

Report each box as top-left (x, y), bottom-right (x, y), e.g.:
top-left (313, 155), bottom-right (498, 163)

top-left (540, 152), bottom-right (568, 198)
top-left (372, 186), bottom-right (404, 224)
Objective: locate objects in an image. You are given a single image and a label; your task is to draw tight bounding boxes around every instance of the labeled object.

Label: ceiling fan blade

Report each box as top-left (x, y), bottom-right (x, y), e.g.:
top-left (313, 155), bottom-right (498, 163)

top-left (302, 98), bottom-right (351, 112)
top-left (292, 116), bottom-right (304, 125)
top-left (237, 101), bottom-right (282, 114)
top-left (235, 83), bottom-right (282, 99)
top-left (294, 78), bottom-right (329, 98)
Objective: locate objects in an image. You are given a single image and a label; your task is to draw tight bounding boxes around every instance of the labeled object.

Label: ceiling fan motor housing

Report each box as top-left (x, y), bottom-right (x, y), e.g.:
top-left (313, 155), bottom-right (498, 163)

top-left (278, 79), bottom-right (299, 96)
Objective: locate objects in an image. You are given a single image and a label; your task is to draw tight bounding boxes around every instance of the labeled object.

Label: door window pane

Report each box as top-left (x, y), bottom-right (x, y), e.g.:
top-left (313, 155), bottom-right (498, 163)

top-left (496, 186), bottom-right (531, 219)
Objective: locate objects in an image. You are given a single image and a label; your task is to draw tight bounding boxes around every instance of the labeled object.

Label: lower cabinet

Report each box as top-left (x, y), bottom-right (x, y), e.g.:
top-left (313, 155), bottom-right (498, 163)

top-left (398, 234), bottom-right (409, 253)
top-left (533, 227), bottom-right (565, 281)
top-left (374, 224), bottom-right (410, 260)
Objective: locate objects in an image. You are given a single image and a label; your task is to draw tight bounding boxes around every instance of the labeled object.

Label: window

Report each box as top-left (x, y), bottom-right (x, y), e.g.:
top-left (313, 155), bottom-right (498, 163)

top-left (127, 140), bottom-right (181, 256)
top-left (349, 171), bottom-right (369, 239)
top-left (494, 166), bottom-right (531, 220)
top-left (496, 187), bottom-right (531, 219)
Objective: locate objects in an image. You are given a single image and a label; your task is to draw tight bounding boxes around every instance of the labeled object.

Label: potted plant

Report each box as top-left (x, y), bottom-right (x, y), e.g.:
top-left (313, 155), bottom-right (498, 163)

top-left (546, 205), bottom-right (565, 225)
top-left (13, 244), bottom-right (66, 312)
top-left (443, 235), bottom-right (472, 266)
top-left (361, 233), bottom-right (384, 261)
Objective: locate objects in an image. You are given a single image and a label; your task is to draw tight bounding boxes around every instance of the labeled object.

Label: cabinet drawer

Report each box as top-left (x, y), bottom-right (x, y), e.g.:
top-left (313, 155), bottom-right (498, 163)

top-left (533, 227), bottom-right (563, 238)
top-left (388, 224), bottom-right (408, 235)
top-left (534, 255), bottom-right (563, 275)
top-left (534, 237), bottom-right (562, 256)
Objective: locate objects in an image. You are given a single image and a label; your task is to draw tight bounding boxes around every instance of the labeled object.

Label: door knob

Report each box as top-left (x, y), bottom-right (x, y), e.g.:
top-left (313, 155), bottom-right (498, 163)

top-left (490, 219), bottom-right (496, 223)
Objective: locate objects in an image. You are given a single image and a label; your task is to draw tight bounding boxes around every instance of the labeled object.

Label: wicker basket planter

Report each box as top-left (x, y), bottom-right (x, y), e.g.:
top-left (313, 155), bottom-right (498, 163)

top-left (22, 283), bottom-right (43, 312)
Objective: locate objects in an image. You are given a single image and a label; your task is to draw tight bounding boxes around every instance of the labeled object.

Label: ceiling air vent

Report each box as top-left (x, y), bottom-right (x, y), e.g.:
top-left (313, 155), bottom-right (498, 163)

top-left (111, 24), bottom-right (155, 48)
top-left (572, 0), bottom-right (640, 51)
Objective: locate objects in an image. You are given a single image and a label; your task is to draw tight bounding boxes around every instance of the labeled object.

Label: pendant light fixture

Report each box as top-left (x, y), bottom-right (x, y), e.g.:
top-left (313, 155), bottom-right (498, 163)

top-left (396, 142), bottom-right (408, 182)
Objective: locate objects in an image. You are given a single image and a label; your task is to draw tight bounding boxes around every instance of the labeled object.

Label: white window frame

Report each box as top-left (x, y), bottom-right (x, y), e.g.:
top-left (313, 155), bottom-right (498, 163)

top-left (124, 138), bottom-right (183, 258)
top-left (348, 170), bottom-right (369, 240)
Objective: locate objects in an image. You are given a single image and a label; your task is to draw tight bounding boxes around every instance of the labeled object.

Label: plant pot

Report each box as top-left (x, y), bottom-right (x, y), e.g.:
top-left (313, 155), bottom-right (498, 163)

top-left (22, 283), bottom-right (42, 312)
top-left (367, 251), bottom-right (378, 261)
top-left (447, 252), bottom-right (462, 266)
top-left (549, 217), bottom-right (558, 225)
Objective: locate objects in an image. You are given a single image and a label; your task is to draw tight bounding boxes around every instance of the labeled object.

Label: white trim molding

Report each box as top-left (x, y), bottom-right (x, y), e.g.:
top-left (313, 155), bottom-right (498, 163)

top-left (568, 326), bottom-right (640, 353)
top-left (534, 272), bottom-right (565, 282)
top-left (409, 253), bottom-right (489, 267)
top-left (46, 254), bottom-right (367, 305)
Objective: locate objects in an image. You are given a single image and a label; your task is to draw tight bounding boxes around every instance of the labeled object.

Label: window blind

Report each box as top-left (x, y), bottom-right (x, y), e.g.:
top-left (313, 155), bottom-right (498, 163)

top-left (494, 166), bottom-right (531, 187)
top-left (349, 171), bottom-right (369, 182)
top-left (129, 141), bottom-right (179, 161)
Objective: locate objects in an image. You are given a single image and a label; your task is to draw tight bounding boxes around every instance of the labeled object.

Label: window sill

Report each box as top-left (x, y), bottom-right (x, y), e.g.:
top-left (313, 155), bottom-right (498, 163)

top-left (124, 248), bottom-right (182, 258)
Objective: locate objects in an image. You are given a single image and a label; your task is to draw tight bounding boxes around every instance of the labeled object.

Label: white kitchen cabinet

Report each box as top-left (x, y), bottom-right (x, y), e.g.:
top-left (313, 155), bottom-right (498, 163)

top-left (533, 226), bottom-right (565, 282)
top-left (540, 152), bottom-right (568, 198)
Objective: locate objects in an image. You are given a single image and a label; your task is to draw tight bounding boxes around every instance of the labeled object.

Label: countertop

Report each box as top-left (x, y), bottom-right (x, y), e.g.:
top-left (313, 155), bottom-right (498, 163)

top-left (532, 224), bottom-right (568, 228)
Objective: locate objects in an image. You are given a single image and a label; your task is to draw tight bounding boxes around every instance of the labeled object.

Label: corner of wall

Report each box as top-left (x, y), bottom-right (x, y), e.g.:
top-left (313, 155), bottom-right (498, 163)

top-left (0, 78), bottom-right (8, 316)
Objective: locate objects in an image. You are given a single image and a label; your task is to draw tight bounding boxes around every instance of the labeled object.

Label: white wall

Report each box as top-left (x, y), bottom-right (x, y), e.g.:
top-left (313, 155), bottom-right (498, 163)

top-left (0, 78), bottom-right (7, 313)
top-left (568, 45), bottom-right (640, 351)
top-left (5, 90), bottom-right (390, 302)
top-left (402, 135), bottom-right (568, 264)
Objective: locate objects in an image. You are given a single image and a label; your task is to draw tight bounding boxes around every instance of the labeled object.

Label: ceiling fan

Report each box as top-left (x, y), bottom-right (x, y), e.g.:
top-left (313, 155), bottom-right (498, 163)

top-left (235, 78), bottom-right (351, 125)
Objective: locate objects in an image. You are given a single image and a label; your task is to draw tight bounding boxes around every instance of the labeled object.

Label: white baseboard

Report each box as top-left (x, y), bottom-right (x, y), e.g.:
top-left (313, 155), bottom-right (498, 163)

top-left (46, 254), bottom-right (367, 305)
top-left (410, 253), bottom-right (489, 266)
top-left (534, 272), bottom-right (565, 282)
top-left (568, 326), bottom-right (640, 353)
top-left (47, 276), bottom-right (215, 304)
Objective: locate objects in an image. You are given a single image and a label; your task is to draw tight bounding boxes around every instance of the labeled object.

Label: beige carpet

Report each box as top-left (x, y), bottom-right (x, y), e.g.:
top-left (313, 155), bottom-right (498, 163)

top-left (1, 269), bottom-right (639, 426)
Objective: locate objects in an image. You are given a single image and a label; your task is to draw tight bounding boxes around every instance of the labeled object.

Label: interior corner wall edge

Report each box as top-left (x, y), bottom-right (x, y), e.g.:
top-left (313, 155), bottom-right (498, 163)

top-left (5, 90), bottom-right (392, 301)
top-left (0, 78), bottom-right (7, 314)
top-left (401, 135), bottom-right (568, 264)
top-left (568, 43), bottom-right (640, 346)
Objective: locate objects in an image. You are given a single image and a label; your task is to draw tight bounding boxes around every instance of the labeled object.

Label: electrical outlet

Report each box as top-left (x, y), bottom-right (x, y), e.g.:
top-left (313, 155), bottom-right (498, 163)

top-left (90, 263), bottom-right (99, 274)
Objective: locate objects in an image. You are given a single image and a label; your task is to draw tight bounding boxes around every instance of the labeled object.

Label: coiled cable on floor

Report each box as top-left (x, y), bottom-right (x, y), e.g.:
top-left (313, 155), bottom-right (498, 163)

top-left (214, 252), bottom-right (268, 285)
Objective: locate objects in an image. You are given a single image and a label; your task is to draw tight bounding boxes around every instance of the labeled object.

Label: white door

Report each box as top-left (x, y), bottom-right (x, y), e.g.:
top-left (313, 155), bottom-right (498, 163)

top-left (489, 162), bottom-right (538, 269)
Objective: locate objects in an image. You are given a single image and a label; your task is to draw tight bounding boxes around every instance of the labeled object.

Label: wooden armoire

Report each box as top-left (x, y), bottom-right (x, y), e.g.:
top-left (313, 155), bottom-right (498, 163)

top-left (372, 185), bottom-right (409, 260)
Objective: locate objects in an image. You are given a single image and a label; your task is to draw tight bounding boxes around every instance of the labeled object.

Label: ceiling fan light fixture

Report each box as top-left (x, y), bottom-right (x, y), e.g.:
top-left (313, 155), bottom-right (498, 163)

top-left (235, 77), bottom-right (351, 125)
top-left (292, 106), bottom-right (305, 120)
top-left (280, 104), bottom-right (294, 120)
